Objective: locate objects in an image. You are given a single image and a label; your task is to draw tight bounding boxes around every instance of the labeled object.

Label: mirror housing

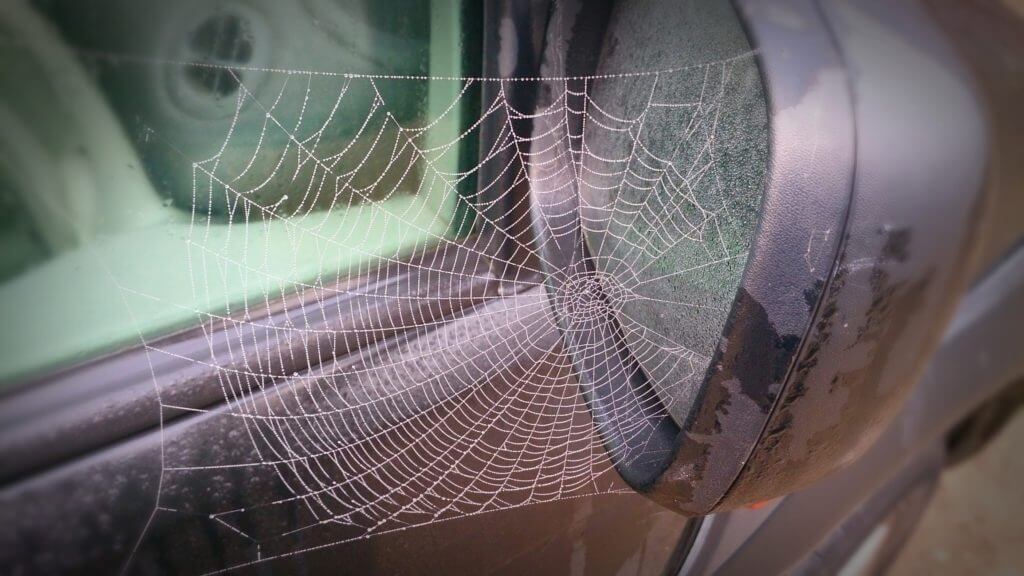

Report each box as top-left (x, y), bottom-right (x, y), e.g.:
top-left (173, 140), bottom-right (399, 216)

top-left (530, 0), bottom-right (988, 514)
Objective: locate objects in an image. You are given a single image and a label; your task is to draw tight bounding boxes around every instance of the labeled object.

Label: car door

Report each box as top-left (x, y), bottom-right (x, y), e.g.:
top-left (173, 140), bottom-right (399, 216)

top-left (1, 0), bottom-right (1021, 574)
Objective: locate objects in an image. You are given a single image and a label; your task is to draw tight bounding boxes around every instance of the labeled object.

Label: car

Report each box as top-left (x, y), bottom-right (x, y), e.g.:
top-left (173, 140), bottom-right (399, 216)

top-left (1, 0), bottom-right (1021, 574)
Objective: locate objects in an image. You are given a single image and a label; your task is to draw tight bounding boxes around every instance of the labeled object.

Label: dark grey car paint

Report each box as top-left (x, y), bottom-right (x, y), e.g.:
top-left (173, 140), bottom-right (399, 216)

top-left (702, 243), bottom-right (1024, 575)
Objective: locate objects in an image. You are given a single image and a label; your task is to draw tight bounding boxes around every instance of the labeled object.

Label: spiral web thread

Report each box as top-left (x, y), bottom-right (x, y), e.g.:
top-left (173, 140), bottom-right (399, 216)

top-left (139, 54), bottom-right (754, 572)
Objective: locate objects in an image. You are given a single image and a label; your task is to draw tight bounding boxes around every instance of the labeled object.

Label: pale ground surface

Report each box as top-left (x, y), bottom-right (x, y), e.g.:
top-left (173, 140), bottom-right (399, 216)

top-left (890, 412), bottom-right (1024, 575)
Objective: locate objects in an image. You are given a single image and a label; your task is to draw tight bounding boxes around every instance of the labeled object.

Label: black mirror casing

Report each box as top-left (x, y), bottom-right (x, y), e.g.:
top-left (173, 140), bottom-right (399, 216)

top-left (531, 0), bottom-right (988, 515)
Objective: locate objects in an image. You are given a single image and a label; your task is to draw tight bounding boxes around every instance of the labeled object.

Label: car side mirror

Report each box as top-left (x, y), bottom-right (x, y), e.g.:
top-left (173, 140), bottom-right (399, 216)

top-left (528, 0), bottom-right (987, 514)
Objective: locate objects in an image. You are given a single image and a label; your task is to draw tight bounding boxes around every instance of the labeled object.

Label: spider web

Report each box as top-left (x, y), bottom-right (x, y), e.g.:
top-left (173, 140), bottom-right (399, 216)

top-left (139, 53), bottom-right (759, 573)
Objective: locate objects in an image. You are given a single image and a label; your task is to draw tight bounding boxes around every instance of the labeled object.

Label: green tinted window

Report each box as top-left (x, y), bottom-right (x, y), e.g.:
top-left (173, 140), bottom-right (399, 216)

top-left (0, 1), bottom-right (479, 382)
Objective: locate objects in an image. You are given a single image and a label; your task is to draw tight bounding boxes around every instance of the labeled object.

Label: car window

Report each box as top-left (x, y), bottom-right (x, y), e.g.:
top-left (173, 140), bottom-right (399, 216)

top-left (0, 0), bottom-right (481, 383)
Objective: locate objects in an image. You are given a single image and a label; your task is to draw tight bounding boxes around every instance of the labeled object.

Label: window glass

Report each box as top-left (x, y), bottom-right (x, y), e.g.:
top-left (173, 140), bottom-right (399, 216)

top-left (0, 1), bottom-right (480, 382)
